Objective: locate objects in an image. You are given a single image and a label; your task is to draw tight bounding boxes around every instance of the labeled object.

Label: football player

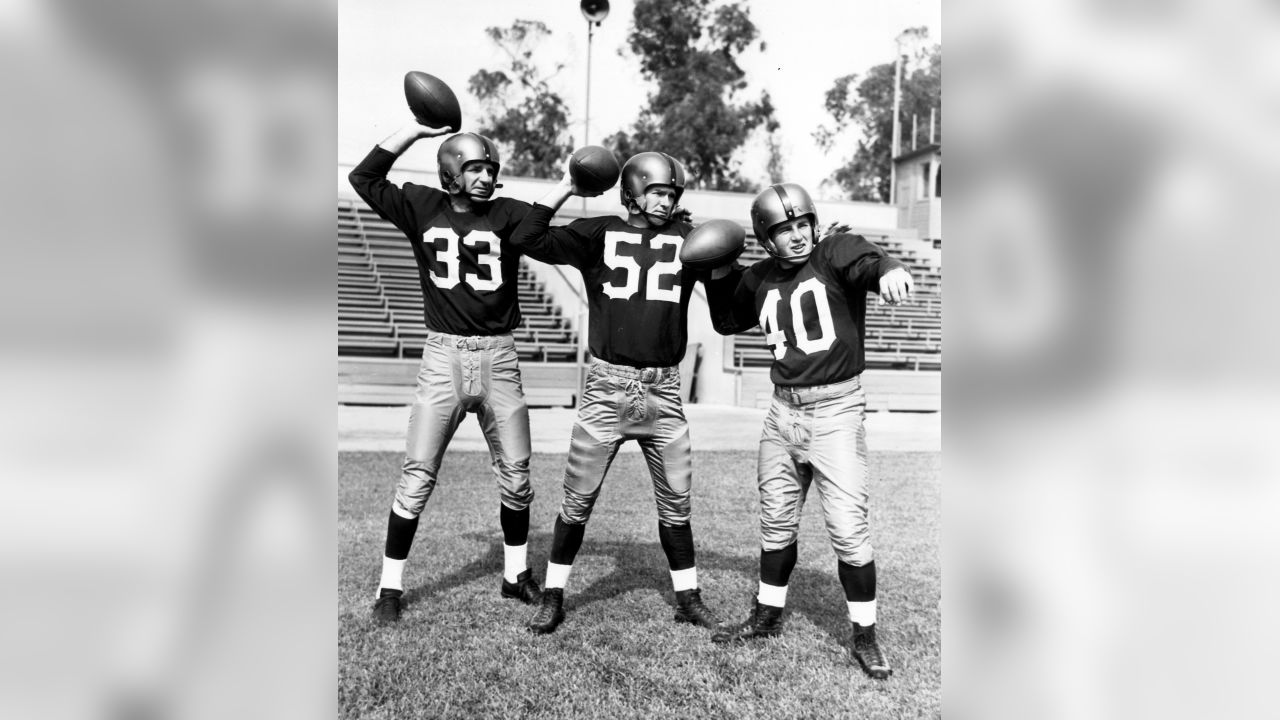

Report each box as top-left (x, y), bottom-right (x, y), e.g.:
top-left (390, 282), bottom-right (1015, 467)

top-left (703, 183), bottom-right (913, 679)
top-left (348, 122), bottom-right (550, 623)
top-left (510, 152), bottom-right (721, 635)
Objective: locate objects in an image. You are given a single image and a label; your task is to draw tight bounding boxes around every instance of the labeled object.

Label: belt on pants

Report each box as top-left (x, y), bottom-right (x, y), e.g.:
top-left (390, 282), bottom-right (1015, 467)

top-left (773, 375), bottom-right (861, 405)
top-left (591, 358), bottom-right (678, 384)
top-left (428, 331), bottom-right (515, 351)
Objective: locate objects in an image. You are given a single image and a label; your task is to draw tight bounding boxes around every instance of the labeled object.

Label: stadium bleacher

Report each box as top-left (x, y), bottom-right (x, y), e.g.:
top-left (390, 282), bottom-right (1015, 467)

top-left (338, 198), bottom-right (581, 363)
top-left (338, 197), bottom-right (941, 382)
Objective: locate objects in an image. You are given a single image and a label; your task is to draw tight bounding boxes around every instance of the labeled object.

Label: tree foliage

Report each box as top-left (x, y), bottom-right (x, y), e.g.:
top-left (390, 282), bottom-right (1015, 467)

top-left (604, 0), bottom-right (777, 192)
top-left (816, 33), bottom-right (941, 202)
top-left (467, 20), bottom-right (572, 178)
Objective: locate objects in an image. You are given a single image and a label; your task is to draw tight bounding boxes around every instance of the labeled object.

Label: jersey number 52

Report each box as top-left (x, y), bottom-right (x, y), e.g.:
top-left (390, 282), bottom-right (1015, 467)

top-left (759, 278), bottom-right (837, 360)
top-left (601, 233), bottom-right (681, 303)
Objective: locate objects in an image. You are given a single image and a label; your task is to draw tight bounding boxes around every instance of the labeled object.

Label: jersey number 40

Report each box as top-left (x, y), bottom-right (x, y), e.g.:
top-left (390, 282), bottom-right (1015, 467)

top-left (759, 278), bottom-right (837, 360)
top-left (425, 231), bottom-right (502, 292)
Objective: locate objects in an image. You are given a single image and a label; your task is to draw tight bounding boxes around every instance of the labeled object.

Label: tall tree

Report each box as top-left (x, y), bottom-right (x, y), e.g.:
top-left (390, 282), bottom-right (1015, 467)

top-left (815, 34), bottom-right (941, 202)
top-left (467, 20), bottom-right (572, 178)
top-left (605, 0), bottom-right (777, 192)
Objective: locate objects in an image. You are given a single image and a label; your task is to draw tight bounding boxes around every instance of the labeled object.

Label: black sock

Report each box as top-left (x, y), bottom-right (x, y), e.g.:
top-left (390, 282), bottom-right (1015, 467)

top-left (549, 516), bottom-right (587, 565)
top-left (760, 543), bottom-right (799, 588)
top-left (384, 510), bottom-right (419, 561)
top-left (837, 559), bottom-right (876, 604)
top-left (657, 522), bottom-right (696, 571)
top-left (499, 505), bottom-right (530, 546)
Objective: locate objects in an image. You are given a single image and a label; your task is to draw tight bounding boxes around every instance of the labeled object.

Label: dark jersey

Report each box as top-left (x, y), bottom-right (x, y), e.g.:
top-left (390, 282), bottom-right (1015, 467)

top-left (707, 234), bottom-right (905, 386)
top-left (348, 146), bottom-right (534, 336)
top-left (510, 204), bottom-right (697, 368)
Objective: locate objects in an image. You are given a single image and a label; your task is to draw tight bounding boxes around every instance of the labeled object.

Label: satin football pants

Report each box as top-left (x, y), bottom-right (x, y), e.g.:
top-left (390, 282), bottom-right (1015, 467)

top-left (392, 331), bottom-right (533, 518)
top-left (558, 359), bottom-right (693, 526)
top-left (757, 375), bottom-right (874, 566)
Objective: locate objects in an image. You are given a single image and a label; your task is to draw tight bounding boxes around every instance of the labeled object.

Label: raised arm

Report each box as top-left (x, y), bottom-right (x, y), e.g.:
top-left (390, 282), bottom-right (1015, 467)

top-left (508, 159), bottom-right (606, 267)
top-left (347, 122), bottom-right (450, 235)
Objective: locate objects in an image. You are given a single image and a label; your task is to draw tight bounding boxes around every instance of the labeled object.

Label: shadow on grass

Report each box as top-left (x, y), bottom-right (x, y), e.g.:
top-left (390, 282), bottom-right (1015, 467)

top-left (400, 528), bottom-right (856, 645)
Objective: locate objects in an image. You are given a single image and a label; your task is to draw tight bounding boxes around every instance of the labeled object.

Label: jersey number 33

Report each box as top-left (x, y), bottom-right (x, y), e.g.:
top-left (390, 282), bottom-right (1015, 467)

top-left (425, 230), bottom-right (502, 292)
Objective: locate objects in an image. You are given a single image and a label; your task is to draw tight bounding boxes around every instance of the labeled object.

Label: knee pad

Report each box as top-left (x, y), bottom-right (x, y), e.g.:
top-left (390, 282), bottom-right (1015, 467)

top-left (760, 526), bottom-right (800, 553)
top-left (559, 486), bottom-right (599, 525)
top-left (655, 492), bottom-right (691, 526)
top-left (395, 458), bottom-right (439, 517)
top-left (832, 535), bottom-right (874, 567)
top-left (501, 483), bottom-right (534, 511)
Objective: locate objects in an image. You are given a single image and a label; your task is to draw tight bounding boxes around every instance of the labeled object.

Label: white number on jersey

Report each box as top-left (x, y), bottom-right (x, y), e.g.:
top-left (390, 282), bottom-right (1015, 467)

top-left (760, 288), bottom-right (788, 360)
top-left (425, 230), bottom-right (503, 292)
top-left (601, 231), bottom-right (682, 303)
top-left (758, 278), bottom-right (837, 359)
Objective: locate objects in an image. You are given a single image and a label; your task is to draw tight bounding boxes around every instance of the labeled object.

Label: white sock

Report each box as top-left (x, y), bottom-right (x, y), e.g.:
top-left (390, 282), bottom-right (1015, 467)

top-left (503, 543), bottom-right (528, 584)
top-left (545, 562), bottom-right (573, 590)
top-left (670, 567), bottom-right (698, 592)
top-left (757, 581), bottom-right (788, 608)
top-left (378, 557), bottom-right (406, 596)
top-left (847, 599), bottom-right (877, 626)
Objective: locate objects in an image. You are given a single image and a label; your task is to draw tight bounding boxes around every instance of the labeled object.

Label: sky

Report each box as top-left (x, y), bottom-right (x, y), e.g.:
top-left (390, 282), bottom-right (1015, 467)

top-left (339, 0), bottom-right (941, 197)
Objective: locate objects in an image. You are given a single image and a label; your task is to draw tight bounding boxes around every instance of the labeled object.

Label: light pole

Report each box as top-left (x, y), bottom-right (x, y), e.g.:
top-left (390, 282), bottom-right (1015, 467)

top-left (576, 0), bottom-right (609, 399)
top-left (581, 0), bottom-right (610, 148)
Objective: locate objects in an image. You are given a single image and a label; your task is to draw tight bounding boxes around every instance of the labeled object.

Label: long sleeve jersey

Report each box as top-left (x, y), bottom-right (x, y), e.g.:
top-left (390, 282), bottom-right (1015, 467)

top-left (706, 233), bottom-right (906, 386)
top-left (510, 204), bottom-right (699, 368)
top-left (348, 145), bottom-right (536, 335)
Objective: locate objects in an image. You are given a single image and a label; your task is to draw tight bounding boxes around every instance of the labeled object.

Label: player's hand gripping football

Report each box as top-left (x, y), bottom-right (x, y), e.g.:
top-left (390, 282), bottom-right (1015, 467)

top-left (878, 267), bottom-right (913, 305)
top-left (410, 122), bottom-right (452, 139)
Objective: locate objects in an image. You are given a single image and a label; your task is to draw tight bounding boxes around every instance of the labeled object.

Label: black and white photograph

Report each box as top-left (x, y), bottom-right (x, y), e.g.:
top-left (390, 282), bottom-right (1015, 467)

top-left (338, 1), bottom-right (941, 717)
top-left (6, 1), bottom-right (1280, 718)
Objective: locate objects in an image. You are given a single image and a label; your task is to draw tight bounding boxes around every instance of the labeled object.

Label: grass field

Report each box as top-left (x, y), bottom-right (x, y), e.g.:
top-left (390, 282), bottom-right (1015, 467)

top-left (339, 449), bottom-right (940, 719)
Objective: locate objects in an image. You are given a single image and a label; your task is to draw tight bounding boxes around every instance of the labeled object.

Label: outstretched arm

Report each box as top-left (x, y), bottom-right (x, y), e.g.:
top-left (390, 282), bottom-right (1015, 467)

top-left (834, 234), bottom-right (914, 305)
top-left (705, 264), bottom-right (759, 335)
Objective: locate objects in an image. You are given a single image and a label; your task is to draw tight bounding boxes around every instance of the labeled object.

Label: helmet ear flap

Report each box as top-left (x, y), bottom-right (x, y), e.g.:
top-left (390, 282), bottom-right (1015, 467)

top-left (439, 169), bottom-right (460, 195)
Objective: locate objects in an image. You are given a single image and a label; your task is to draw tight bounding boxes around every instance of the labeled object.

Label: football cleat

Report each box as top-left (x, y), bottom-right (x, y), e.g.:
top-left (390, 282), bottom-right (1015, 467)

top-left (711, 600), bottom-right (784, 644)
top-left (501, 569), bottom-right (544, 605)
top-left (527, 588), bottom-right (565, 635)
top-left (372, 588), bottom-right (403, 624)
top-left (674, 588), bottom-right (721, 629)
top-left (850, 623), bottom-right (892, 679)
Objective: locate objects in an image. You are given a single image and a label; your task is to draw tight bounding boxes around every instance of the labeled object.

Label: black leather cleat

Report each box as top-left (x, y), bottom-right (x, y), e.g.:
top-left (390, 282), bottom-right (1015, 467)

top-left (674, 588), bottom-right (721, 629)
top-left (372, 588), bottom-right (403, 624)
top-left (850, 623), bottom-right (892, 679)
top-left (711, 600), bottom-right (784, 644)
top-left (501, 569), bottom-right (544, 605)
top-left (527, 588), bottom-right (565, 634)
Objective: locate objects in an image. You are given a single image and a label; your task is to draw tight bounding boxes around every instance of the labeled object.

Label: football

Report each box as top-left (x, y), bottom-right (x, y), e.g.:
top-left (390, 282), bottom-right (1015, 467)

top-left (680, 219), bottom-right (746, 269)
top-left (569, 145), bottom-right (621, 194)
top-left (404, 71), bottom-right (462, 131)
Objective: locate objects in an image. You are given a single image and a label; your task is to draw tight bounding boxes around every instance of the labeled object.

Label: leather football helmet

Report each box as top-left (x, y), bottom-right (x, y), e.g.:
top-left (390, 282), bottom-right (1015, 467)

top-left (620, 152), bottom-right (686, 223)
top-left (437, 133), bottom-right (501, 196)
top-left (750, 183), bottom-right (819, 262)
